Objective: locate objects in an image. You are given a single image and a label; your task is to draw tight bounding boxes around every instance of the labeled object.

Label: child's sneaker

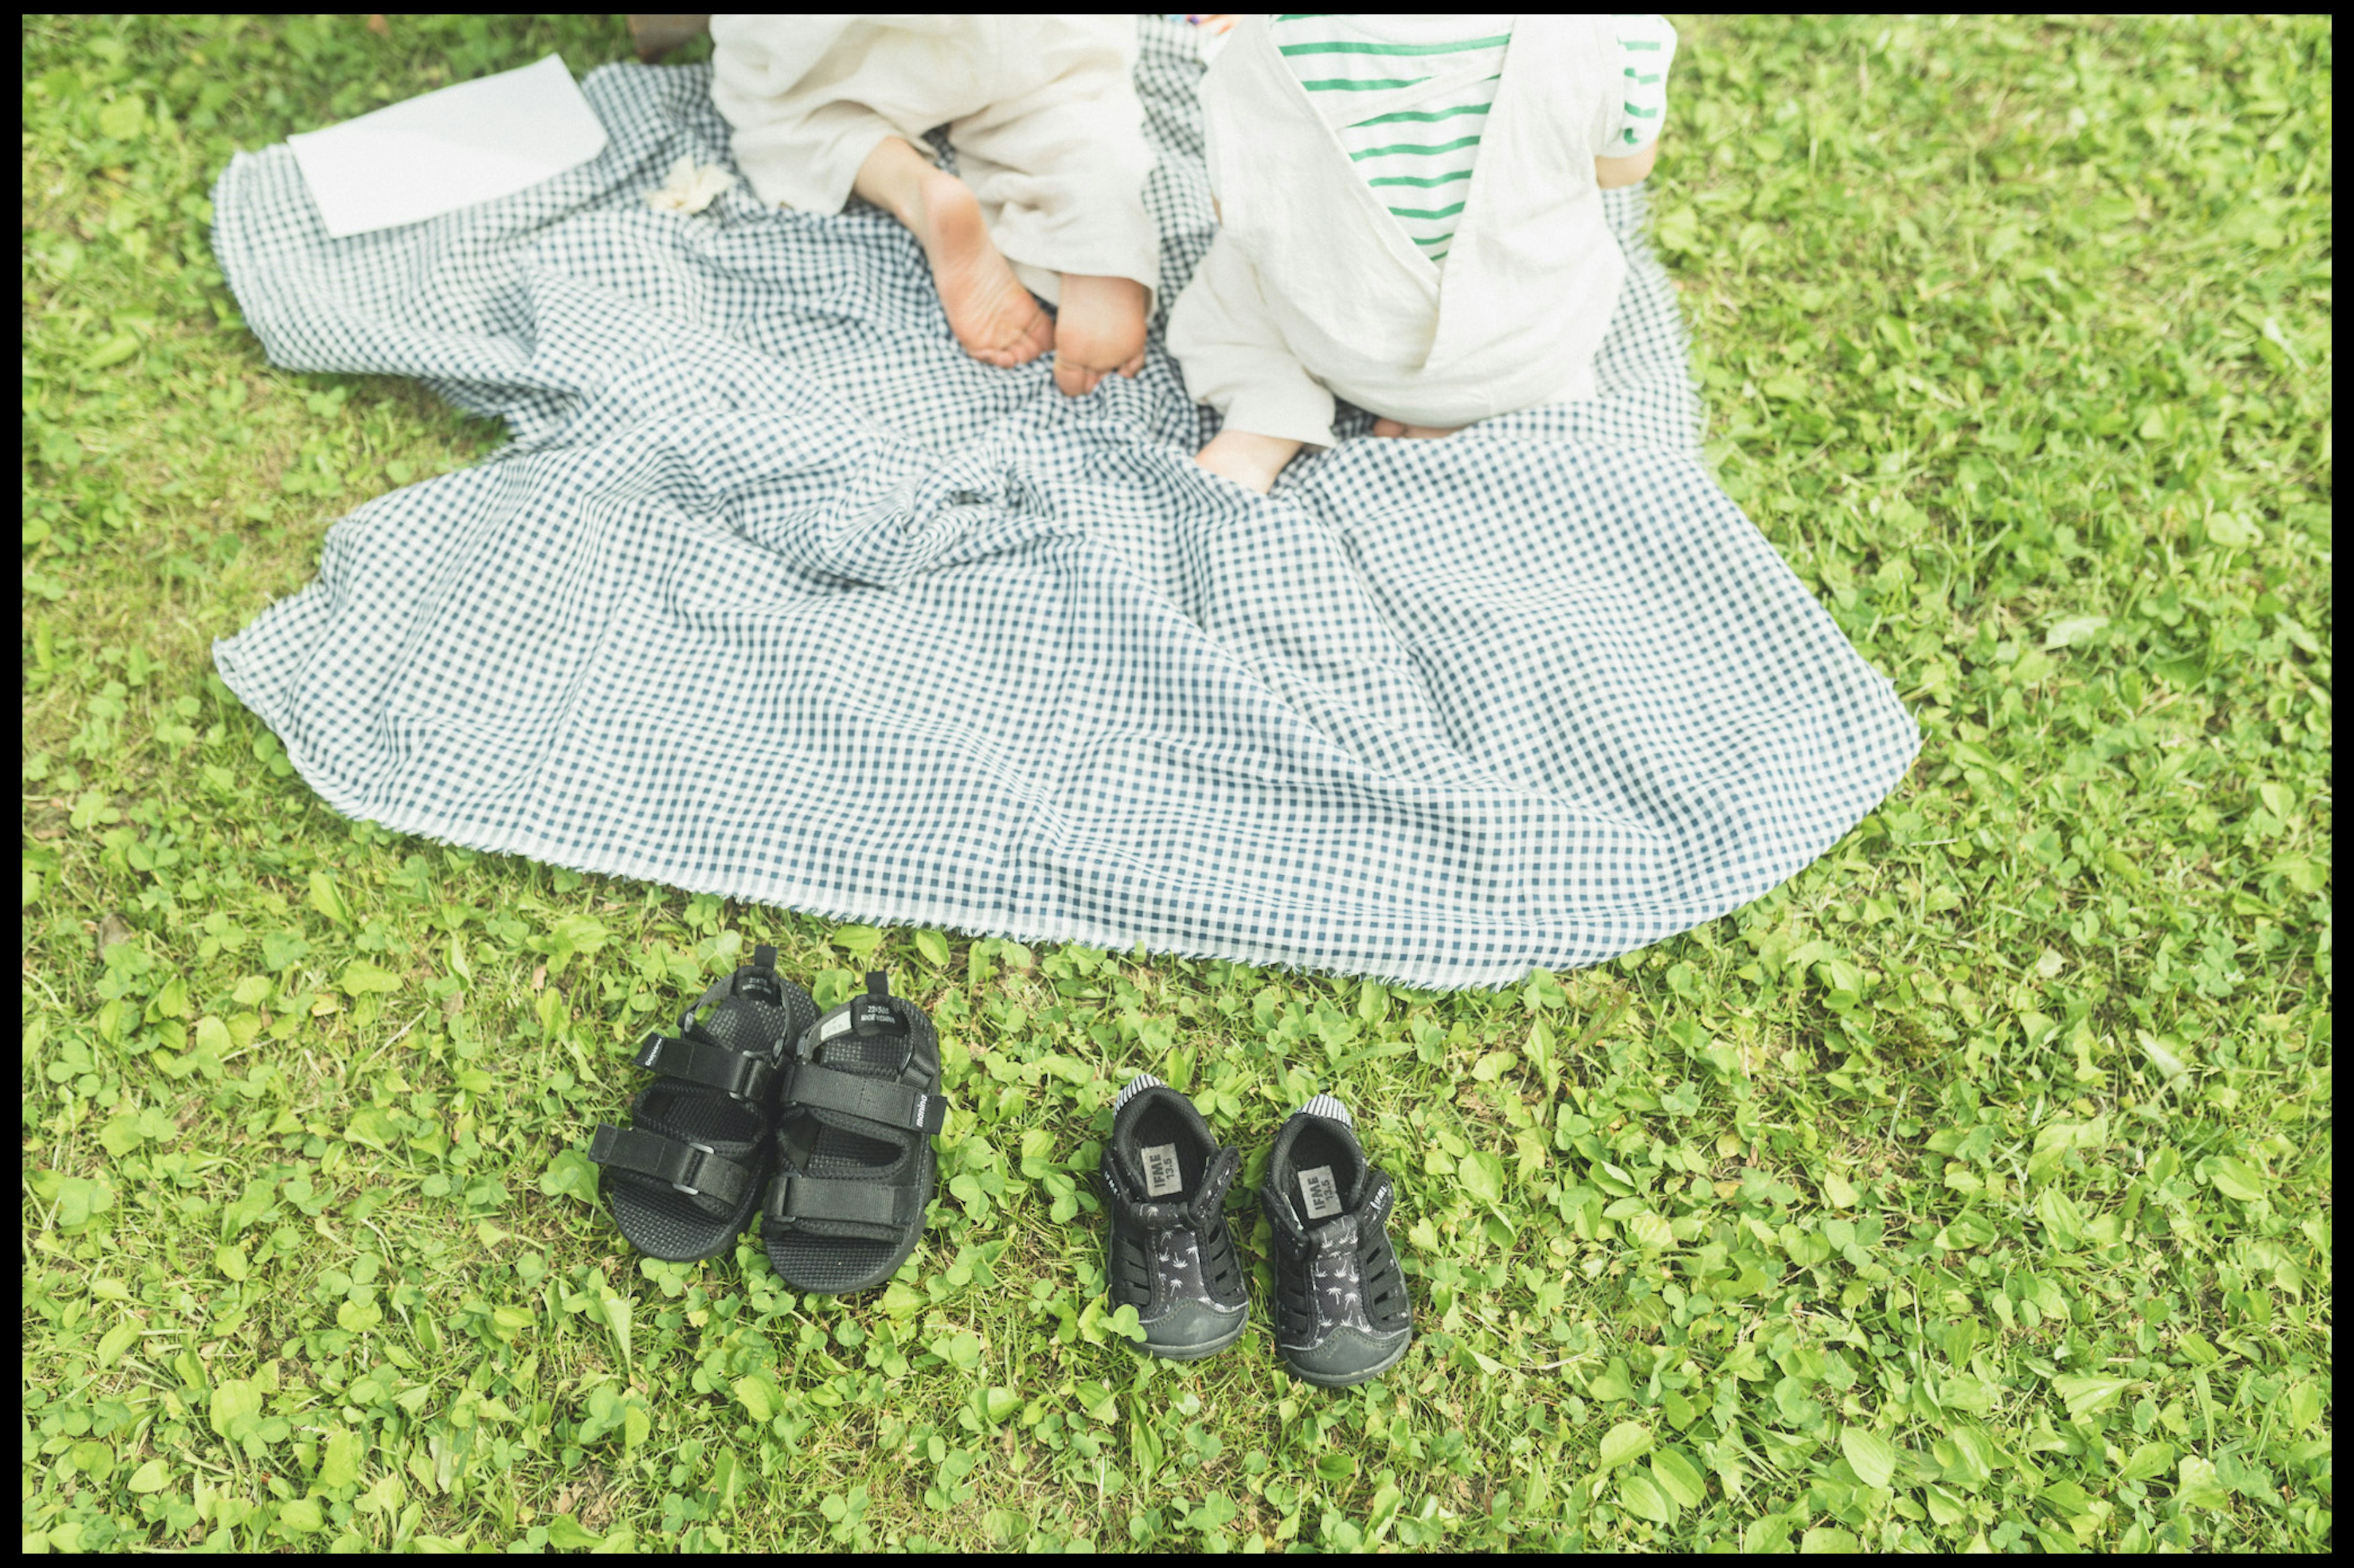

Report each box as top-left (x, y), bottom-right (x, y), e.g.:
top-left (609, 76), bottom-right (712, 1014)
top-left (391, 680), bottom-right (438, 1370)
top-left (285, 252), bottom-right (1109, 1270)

top-left (1097, 1073), bottom-right (1249, 1360)
top-left (1260, 1094), bottom-right (1412, 1387)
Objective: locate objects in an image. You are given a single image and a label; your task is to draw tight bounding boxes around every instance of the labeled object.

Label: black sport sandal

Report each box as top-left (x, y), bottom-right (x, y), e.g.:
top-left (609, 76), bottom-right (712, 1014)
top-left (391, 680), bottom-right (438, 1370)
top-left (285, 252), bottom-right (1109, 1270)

top-left (1098, 1073), bottom-right (1248, 1360)
top-left (1261, 1094), bottom-right (1412, 1387)
top-left (758, 972), bottom-right (946, 1295)
top-left (590, 943), bottom-right (817, 1262)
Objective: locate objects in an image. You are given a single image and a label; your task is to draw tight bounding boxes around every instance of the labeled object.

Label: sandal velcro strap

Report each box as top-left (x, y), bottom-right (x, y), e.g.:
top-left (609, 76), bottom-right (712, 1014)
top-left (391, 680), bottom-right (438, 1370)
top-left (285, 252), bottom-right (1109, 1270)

top-left (634, 1030), bottom-right (779, 1102)
top-left (590, 1124), bottom-right (755, 1205)
top-left (763, 1171), bottom-right (926, 1230)
top-left (778, 1060), bottom-right (946, 1135)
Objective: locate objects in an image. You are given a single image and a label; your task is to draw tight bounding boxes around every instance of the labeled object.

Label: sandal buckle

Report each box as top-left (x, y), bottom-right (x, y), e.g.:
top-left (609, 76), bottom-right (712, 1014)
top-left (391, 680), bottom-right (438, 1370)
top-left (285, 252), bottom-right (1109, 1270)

top-left (671, 1141), bottom-right (717, 1196)
top-left (731, 1053), bottom-right (777, 1105)
top-left (729, 1032), bottom-right (790, 1103)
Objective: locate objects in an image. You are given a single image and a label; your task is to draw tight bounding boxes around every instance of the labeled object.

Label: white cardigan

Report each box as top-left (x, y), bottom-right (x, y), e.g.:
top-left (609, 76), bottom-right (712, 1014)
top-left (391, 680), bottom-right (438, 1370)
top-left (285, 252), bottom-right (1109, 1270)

top-left (1166, 13), bottom-right (1629, 445)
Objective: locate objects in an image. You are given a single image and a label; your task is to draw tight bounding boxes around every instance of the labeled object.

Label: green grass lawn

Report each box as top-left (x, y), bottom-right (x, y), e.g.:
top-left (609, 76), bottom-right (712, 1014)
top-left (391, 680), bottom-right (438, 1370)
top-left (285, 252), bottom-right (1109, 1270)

top-left (20, 12), bottom-right (2332, 1553)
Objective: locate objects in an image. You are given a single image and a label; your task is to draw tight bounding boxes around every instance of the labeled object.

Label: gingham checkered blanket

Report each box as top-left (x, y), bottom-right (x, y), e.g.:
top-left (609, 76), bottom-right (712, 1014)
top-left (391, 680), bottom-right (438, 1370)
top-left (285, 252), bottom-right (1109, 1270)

top-left (210, 20), bottom-right (1918, 988)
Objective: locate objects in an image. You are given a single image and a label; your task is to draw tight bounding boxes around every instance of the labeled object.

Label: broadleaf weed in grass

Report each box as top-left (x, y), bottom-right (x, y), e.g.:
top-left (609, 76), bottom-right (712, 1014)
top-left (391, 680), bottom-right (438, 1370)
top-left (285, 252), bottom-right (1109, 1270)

top-left (22, 10), bottom-right (2330, 1554)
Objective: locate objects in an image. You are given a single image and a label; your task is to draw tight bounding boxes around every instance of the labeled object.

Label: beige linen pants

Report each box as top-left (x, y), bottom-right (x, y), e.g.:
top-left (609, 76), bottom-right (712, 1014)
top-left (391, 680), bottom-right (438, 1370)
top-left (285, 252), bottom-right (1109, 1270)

top-left (709, 15), bottom-right (1159, 305)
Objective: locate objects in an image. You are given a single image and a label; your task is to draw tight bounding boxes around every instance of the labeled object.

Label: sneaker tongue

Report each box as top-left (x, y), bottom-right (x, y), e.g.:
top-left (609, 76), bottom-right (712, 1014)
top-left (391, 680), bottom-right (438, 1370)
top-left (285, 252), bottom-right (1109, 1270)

top-left (1268, 1184), bottom-right (1360, 1257)
top-left (1112, 1143), bottom-right (1159, 1202)
top-left (1270, 1160), bottom-right (1381, 1249)
top-left (1110, 1095), bottom-right (1170, 1198)
top-left (1306, 1209), bottom-right (1361, 1253)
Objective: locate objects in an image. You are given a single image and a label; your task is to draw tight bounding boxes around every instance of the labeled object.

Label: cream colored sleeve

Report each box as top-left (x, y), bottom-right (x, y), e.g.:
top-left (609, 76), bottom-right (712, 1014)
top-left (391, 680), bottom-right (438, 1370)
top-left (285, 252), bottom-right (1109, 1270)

top-left (1164, 229), bottom-right (1337, 449)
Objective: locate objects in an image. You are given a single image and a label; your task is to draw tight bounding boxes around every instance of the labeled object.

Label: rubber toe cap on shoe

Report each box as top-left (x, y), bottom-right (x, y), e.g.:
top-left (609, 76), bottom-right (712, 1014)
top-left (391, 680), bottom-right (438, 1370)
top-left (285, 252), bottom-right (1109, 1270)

top-left (1282, 1324), bottom-right (1411, 1387)
top-left (1138, 1297), bottom-right (1246, 1360)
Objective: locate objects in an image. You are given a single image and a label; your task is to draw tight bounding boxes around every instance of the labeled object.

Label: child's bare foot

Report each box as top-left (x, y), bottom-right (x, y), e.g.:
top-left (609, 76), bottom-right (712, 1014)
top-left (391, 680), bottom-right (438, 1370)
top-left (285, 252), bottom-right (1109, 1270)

top-left (1052, 274), bottom-right (1149, 396)
top-left (854, 137), bottom-right (1053, 368)
top-left (1194, 428), bottom-right (1304, 494)
top-left (910, 166), bottom-right (1056, 366)
top-left (1371, 419), bottom-right (1461, 440)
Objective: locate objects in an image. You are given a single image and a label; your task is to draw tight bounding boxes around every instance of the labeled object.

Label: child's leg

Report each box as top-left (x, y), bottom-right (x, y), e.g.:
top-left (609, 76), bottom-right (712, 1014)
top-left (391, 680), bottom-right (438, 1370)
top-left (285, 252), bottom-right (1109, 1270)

top-left (850, 137), bottom-right (1054, 368)
top-left (710, 17), bottom-right (1051, 368)
top-left (1164, 232), bottom-right (1338, 492)
top-left (1195, 430), bottom-right (1305, 493)
top-left (959, 124), bottom-right (1152, 395)
top-left (945, 19), bottom-right (1160, 395)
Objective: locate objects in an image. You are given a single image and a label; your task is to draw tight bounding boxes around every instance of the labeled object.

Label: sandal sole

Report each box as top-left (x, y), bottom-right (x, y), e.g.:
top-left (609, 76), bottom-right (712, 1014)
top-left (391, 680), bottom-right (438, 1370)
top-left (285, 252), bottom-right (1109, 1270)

top-left (609, 1177), bottom-right (763, 1262)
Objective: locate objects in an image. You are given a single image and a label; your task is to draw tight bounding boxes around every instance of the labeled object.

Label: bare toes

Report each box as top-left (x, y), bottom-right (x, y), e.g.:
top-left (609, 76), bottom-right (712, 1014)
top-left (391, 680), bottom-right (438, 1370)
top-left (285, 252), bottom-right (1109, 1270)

top-left (991, 303), bottom-right (1054, 366)
top-left (914, 169), bottom-right (1058, 368)
top-left (1019, 308), bottom-right (1056, 360)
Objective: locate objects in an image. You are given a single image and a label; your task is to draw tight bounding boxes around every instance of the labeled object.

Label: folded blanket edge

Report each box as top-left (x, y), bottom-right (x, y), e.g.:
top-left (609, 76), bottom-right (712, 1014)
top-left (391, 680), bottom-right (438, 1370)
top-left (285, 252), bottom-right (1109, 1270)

top-left (213, 628), bottom-right (1922, 994)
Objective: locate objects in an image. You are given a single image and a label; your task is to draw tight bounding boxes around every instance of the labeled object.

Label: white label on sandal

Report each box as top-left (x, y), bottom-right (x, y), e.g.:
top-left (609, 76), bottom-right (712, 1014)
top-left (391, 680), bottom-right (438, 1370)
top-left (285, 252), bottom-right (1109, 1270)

top-left (1299, 1165), bottom-right (1342, 1220)
top-left (1141, 1143), bottom-right (1183, 1197)
top-left (820, 1011), bottom-right (851, 1041)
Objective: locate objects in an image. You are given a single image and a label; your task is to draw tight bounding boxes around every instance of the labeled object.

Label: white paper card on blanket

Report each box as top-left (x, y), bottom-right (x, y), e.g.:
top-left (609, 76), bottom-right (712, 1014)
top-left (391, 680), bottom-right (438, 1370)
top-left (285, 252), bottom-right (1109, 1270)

top-left (287, 55), bottom-right (609, 238)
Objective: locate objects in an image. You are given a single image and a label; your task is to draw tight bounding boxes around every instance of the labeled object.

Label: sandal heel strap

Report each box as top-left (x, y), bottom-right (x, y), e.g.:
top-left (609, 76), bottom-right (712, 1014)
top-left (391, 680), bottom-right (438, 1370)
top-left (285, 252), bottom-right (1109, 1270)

top-left (634, 1031), bottom-right (780, 1102)
top-left (590, 1124), bottom-right (754, 1205)
top-left (778, 1060), bottom-right (945, 1135)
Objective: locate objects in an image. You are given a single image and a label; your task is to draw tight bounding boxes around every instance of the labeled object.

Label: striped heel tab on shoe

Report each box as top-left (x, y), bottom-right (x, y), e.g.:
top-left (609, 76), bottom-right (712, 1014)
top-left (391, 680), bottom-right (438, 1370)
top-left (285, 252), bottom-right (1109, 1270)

top-left (1297, 1093), bottom-right (1352, 1127)
top-left (1113, 1073), bottom-right (1165, 1113)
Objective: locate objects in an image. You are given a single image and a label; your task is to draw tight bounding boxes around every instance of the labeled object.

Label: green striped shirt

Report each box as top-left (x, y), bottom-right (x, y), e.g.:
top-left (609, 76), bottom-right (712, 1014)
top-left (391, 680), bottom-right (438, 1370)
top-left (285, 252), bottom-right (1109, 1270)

top-left (1272, 14), bottom-right (1677, 266)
